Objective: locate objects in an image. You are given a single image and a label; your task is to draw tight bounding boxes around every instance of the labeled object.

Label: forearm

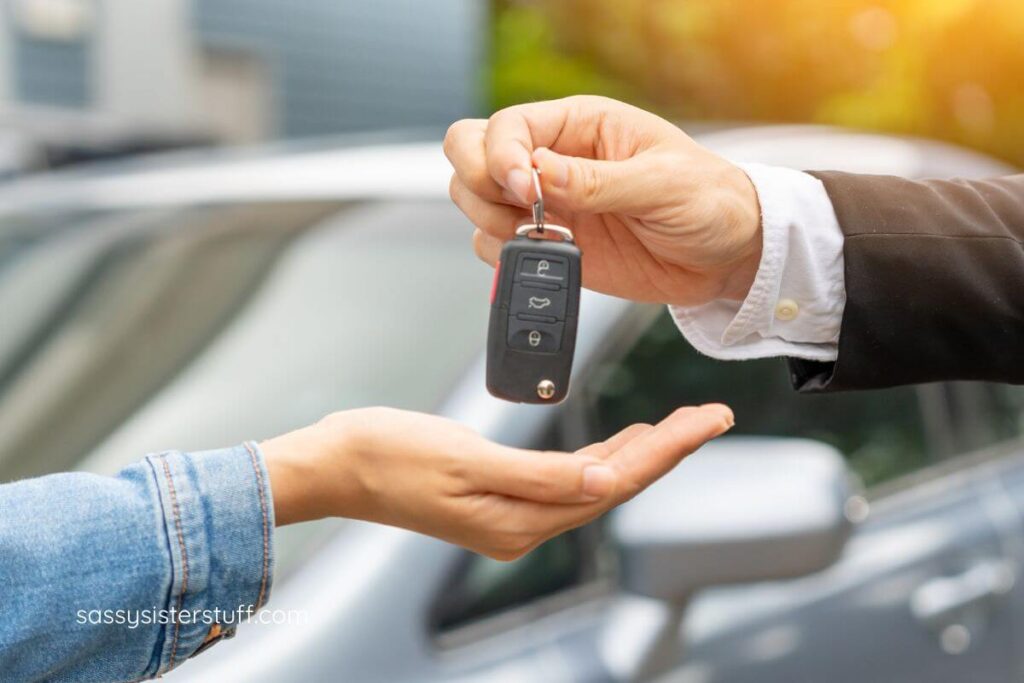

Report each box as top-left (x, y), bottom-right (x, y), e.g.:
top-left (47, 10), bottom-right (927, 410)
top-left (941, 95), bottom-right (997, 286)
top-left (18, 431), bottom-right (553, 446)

top-left (0, 445), bottom-right (273, 682)
top-left (793, 171), bottom-right (1024, 390)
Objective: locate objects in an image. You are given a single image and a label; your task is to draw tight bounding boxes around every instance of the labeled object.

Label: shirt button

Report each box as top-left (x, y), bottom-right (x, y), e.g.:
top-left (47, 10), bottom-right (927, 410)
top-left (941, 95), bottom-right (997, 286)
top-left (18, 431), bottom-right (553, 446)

top-left (775, 299), bottom-right (799, 321)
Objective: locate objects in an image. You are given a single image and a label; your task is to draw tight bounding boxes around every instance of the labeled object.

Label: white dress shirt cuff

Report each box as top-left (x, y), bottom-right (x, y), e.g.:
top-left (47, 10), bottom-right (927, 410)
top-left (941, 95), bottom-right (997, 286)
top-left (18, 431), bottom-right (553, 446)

top-left (670, 163), bottom-right (845, 362)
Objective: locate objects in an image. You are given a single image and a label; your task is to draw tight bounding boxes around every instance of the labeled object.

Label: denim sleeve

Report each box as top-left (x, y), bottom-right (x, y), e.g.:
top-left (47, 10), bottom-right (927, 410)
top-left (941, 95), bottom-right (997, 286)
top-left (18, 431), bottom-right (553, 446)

top-left (0, 442), bottom-right (275, 683)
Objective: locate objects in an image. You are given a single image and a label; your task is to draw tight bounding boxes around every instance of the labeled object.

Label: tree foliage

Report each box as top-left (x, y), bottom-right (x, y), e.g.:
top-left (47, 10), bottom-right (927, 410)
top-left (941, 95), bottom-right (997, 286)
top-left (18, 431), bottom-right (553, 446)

top-left (492, 0), bottom-right (1024, 166)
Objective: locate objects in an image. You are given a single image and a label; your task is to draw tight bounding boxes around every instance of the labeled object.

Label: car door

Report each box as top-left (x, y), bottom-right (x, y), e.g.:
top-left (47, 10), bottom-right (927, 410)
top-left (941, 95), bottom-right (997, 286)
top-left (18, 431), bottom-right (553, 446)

top-left (574, 311), bottom-right (1021, 683)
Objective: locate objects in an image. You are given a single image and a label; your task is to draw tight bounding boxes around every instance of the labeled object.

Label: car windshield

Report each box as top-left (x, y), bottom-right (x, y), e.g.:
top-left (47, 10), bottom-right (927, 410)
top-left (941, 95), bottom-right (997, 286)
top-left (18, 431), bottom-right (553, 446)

top-left (0, 198), bottom-right (491, 574)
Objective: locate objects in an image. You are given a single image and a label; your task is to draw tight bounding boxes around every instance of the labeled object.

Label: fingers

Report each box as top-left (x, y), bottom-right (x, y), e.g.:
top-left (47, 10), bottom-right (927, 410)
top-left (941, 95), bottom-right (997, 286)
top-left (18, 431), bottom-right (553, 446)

top-left (468, 444), bottom-right (618, 504)
top-left (483, 96), bottom-right (642, 199)
top-left (472, 229), bottom-right (501, 266)
top-left (483, 100), bottom-right (574, 204)
top-left (447, 96), bottom-right (634, 206)
top-left (607, 404), bottom-right (735, 498)
top-left (576, 422), bottom-right (654, 460)
top-left (443, 118), bottom-right (506, 204)
top-left (532, 147), bottom-right (655, 215)
top-left (448, 124), bottom-right (664, 219)
top-left (450, 175), bottom-right (524, 241)
top-left (503, 406), bottom-right (733, 542)
top-left (465, 422), bottom-right (656, 522)
top-left (459, 409), bottom-right (730, 561)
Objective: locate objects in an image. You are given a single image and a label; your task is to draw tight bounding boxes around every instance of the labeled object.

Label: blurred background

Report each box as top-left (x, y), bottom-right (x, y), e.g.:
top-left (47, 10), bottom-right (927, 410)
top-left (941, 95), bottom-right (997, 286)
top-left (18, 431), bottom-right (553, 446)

top-left (0, 0), bottom-right (485, 172)
top-left (492, 0), bottom-right (1024, 168)
top-left (2, 0), bottom-right (1022, 169)
top-left (2, 1), bottom-right (1024, 681)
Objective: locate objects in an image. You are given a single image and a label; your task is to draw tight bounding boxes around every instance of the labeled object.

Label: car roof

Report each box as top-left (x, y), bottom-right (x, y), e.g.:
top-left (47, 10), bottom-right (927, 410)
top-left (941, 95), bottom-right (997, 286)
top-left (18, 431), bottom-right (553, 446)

top-left (0, 141), bottom-right (451, 212)
top-left (0, 124), bottom-right (1013, 215)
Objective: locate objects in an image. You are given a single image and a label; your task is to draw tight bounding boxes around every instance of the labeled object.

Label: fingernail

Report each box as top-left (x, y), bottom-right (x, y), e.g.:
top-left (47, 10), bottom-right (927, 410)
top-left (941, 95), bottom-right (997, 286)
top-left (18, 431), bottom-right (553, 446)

top-left (582, 465), bottom-right (616, 499)
top-left (505, 169), bottom-right (530, 204)
top-left (701, 403), bottom-right (735, 431)
top-left (534, 148), bottom-right (569, 188)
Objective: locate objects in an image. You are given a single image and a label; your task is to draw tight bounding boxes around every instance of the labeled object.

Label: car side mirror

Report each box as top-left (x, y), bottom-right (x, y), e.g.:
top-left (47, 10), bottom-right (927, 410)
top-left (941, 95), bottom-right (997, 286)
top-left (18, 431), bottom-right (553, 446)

top-left (611, 437), bottom-right (857, 604)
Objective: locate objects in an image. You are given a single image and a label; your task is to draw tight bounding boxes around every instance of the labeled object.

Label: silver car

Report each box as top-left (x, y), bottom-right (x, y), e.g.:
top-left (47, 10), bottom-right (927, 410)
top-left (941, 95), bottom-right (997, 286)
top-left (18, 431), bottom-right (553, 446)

top-left (0, 127), bottom-right (1021, 682)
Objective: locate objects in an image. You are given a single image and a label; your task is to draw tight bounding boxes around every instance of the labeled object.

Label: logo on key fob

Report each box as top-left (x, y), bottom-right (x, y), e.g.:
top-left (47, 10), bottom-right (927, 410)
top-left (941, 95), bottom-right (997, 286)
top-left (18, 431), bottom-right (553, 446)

top-left (486, 167), bottom-right (581, 404)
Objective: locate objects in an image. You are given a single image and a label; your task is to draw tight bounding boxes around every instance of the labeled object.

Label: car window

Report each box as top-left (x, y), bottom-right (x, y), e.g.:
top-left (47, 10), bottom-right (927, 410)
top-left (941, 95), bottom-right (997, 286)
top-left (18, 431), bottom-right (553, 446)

top-left (0, 201), bottom-right (345, 482)
top-left (924, 382), bottom-right (1024, 458)
top-left (431, 530), bottom-right (596, 636)
top-left (588, 311), bottom-right (1024, 489)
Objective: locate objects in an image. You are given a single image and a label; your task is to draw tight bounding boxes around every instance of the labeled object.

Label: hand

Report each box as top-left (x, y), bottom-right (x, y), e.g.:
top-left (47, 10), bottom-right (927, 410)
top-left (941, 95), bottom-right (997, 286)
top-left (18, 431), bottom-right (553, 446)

top-left (261, 405), bottom-right (733, 560)
top-left (444, 95), bottom-right (763, 306)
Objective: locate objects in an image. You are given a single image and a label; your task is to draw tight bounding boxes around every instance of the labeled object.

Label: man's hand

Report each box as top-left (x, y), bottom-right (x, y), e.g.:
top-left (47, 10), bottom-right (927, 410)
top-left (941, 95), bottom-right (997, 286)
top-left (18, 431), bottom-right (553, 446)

top-left (444, 95), bottom-right (763, 306)
top-left (261, 405), bottom-right (733, 560)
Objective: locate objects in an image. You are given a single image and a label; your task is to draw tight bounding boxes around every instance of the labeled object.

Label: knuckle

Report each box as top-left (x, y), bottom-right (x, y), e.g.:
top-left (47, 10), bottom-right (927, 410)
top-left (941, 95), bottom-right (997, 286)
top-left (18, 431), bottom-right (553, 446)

top-left (488, 104), bottom-right (518, 125)
top-left (565, 94), bottom-right (602, 113)
top-left (443, 119), bottom-right (469, 157)
top-left (472, 230), bottom-right (497, 260)
top-left (315, 411), bottom-right (345, 430)
top-left (567, 95), bottom-right (613, 124)
top-left (466, 164), bottom-right (493, 196)
top-left (670, 406), bottom-right (699, 420)
top-left (443, 451), bottom-right (472, 483)
top-left (577, 164), bottom-right (603, 204)
top-left (621, 479), bottom-right (645, 502)
top-left (448, 173), bottom-right (462, 203)
top-left (471, 230), bottom-right (486, 256)
top-left (574, 93), bottom-right (611, 107)
top-left (442, 126), bottom-right (456, 158)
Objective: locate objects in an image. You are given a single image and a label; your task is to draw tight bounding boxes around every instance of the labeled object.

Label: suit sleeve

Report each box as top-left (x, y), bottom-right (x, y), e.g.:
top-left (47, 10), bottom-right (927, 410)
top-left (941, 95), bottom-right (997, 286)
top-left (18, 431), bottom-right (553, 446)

top-left (790, 171), bottom-right (1024, 392)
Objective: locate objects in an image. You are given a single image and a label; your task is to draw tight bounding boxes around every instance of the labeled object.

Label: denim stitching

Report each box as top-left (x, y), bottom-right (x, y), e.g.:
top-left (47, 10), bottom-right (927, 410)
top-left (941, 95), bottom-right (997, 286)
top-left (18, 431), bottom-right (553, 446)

top-left (243, 442), bottom-right (270, 608)
top-left (158, 455), bottom-right (189, 671)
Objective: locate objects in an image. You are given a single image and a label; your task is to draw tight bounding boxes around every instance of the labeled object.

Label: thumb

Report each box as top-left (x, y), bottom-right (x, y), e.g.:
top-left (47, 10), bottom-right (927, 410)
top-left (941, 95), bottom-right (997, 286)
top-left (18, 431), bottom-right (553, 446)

top-left (532, 146), bottom-right (649, 215)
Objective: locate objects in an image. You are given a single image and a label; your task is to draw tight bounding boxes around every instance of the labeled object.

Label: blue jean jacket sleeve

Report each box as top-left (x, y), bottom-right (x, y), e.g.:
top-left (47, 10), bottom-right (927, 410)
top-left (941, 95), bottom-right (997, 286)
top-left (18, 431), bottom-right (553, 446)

top-left (0, 442), bottom-right (275, 683)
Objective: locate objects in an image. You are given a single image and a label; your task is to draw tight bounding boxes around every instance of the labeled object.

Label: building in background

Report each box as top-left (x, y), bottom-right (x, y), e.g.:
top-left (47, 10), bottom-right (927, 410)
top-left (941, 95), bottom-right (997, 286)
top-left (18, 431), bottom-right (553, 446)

top-left (0, 0), bottom-right (485, 158)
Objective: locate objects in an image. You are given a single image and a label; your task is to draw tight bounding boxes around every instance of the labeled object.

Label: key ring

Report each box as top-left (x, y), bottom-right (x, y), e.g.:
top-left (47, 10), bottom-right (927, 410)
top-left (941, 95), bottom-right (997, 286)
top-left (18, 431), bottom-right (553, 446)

top-left (532, 166), bottom-right (545, 232)
top-left (515, 223), bottom-right (575, 243)
top-left (524, 166), bottom-right (575, 242)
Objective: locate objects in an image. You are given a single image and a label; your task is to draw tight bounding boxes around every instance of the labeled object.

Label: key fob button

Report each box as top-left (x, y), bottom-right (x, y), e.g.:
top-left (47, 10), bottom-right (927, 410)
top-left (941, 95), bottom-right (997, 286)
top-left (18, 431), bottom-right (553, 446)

top-left (518, 255), bottom-right (567, 283)
top-left (507, 317), bottom-right (564, 352)
top-left (509, 283), bottom-right (567, 319)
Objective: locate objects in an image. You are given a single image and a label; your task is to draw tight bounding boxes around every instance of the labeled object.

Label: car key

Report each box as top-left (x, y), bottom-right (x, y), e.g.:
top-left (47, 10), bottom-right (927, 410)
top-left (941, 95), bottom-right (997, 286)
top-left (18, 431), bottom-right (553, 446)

top-left (486, 167), bottom-right (581, 404)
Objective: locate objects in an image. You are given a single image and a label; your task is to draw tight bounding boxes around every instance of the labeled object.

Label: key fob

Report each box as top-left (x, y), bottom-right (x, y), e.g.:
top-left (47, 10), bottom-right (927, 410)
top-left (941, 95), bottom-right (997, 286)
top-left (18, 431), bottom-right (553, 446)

top-left (486, 225), bottom-right (581, 404)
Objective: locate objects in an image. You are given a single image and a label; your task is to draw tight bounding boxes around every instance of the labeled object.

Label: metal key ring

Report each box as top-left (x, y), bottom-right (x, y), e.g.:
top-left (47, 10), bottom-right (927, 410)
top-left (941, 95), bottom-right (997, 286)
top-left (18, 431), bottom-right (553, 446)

top-left (516, 223), bottom-right (575, 243)
top-left (531, 166), bottom-right (544, 231)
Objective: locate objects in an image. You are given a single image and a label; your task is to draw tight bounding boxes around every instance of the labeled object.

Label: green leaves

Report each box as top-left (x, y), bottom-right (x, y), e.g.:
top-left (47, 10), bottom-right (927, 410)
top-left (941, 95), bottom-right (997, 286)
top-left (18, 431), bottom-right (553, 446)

top-left (491, 0), bottom-right (1024, 167)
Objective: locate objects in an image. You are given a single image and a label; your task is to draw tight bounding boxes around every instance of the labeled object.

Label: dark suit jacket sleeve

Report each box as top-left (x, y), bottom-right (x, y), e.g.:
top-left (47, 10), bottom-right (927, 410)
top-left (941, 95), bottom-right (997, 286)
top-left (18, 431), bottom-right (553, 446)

top-left (789, 171), bottom-right (1024, 392)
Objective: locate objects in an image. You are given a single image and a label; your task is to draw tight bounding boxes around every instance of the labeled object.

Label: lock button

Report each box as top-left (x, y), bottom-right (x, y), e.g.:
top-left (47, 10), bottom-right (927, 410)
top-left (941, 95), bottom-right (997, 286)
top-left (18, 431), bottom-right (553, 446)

top-left (507, 317), bottom-right (563, 353)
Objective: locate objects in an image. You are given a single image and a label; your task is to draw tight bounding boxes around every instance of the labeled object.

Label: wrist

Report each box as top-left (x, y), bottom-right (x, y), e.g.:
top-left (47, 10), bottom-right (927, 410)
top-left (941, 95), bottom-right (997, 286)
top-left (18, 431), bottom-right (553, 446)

top-left (261, 418), bottom-right (363, 526)
top-left (717, 163), bottom-right (763, 301)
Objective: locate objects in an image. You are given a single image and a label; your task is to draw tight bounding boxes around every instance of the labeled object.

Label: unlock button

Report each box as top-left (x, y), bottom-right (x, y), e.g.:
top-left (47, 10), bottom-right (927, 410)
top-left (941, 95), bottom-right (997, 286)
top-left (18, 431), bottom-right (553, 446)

top-left (508, 317), bottom-right (563, 352)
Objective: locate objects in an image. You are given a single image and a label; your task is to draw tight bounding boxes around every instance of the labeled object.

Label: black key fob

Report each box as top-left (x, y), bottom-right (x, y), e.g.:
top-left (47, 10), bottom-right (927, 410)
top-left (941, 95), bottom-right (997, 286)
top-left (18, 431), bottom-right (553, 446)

top-left (486, 223), bottom-right (581, 403)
